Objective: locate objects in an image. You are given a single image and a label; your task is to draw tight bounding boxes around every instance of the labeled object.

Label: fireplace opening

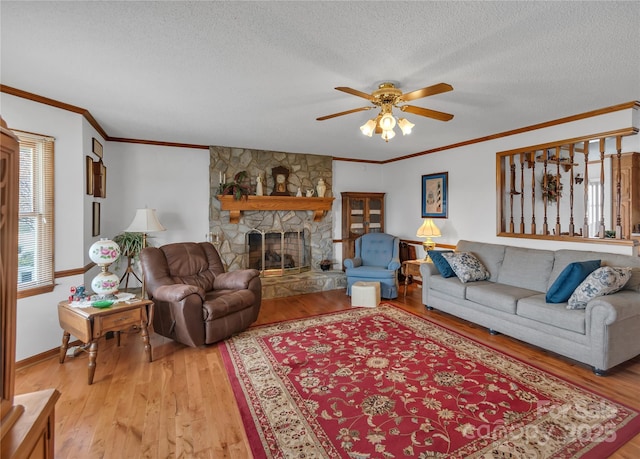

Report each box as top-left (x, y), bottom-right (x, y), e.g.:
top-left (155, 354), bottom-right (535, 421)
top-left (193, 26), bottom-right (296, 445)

top-left (246, 229), bottom-right (311, 277)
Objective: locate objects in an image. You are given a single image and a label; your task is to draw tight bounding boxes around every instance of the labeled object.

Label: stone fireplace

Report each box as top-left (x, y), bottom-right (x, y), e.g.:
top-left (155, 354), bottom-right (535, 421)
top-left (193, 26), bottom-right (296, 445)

top-left (209, 146), bottom-right (346, 298)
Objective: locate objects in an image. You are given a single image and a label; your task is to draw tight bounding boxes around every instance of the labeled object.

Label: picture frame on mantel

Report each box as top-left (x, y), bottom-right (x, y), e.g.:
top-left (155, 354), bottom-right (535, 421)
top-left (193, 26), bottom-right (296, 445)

top-left (92, 137), bottom-right (103, 158)
top-left (421, 172), bottom-right (448, 218)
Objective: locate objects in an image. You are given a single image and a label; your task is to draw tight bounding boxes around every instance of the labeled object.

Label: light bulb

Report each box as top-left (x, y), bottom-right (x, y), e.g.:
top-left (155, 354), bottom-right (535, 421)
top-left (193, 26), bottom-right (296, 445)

top-left (398, 118), bottom-right (415, 135)
top-left (379, 113), bottom-right (396, 131)
top-left (381, 129), bottom-right (395, 142)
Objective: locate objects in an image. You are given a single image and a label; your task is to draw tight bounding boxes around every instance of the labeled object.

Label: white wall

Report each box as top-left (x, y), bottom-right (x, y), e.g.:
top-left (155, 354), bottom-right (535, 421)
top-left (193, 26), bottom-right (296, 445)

top-left (3, 91), bottom-right (638, 360)
top-left (2, 94), bottom-right (88, 360)
top-left (104, 142), bottom-right (210, 288)
top-left (331, 161), bottom-right (386, 264)
top-left (382, 108), bottom-right (639, 258)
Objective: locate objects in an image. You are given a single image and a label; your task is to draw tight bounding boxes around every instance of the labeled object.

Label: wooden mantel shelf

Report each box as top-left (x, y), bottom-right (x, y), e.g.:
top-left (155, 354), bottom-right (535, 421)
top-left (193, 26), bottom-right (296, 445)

top-left (217, 195), bottom-right (335, 223)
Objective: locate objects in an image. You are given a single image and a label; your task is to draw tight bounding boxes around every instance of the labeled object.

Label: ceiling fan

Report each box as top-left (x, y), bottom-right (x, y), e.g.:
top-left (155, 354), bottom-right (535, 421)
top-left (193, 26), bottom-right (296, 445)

top-left (317, 82), bottom-right (454, 141)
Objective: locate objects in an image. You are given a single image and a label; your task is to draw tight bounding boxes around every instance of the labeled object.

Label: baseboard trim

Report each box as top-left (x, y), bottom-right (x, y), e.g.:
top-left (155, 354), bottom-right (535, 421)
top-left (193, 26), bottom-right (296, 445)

top-left (16, 339), bottom-right (82, 369)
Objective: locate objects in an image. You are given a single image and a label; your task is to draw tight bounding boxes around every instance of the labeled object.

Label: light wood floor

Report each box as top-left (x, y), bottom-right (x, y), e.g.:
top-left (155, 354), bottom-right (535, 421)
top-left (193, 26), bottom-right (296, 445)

top-left (15, 286), bottom-right (640, 458)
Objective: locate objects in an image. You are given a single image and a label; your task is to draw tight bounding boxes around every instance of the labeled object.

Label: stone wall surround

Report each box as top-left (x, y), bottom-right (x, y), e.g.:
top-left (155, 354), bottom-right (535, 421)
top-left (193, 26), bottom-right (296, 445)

top-left (209, 146), bottom-right (345, 298)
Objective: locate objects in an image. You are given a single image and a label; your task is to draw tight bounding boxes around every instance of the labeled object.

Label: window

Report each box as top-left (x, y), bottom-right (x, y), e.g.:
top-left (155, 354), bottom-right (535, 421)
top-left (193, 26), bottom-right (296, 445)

top-left (15, 130), bottom-right (55, 298)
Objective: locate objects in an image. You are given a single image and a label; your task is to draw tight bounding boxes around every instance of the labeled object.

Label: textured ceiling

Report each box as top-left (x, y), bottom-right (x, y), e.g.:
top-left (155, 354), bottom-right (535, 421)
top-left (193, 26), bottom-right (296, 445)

top-left (1, 1), bottom-right (639, 162)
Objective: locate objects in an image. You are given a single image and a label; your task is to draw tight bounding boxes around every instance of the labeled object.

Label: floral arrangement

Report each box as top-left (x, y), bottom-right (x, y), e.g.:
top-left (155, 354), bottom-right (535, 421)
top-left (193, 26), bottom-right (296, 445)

top-left (541, 172), bottom-right (563, 203)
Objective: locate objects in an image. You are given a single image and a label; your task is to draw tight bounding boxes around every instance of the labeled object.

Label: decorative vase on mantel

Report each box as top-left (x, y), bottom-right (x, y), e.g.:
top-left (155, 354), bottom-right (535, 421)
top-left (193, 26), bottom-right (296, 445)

top-left (316, 178), bottom-right (327, 198)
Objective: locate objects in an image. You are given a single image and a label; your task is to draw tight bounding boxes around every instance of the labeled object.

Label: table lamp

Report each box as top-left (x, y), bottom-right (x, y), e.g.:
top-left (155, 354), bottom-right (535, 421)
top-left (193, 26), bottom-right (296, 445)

top-left (89, 238), bottom-right (121, 298)
top-left (416, 218), bottom-right (441, 260)
top-left (124, 208), bottom-right (166, 297)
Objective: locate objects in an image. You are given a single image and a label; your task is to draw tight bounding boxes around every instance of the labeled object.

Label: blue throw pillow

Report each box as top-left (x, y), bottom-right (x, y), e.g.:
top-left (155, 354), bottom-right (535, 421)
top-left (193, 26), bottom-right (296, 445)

top-left (545, 260), bottom-right (601, 303)
top-left (428, 250), bottom-right (456, 278)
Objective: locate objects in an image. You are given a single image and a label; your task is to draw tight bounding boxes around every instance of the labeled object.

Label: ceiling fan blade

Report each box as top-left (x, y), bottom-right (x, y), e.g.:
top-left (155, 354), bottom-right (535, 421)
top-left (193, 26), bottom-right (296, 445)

top-left (399, 83), bottom-right (453, 102)
top-left (316, 106), bottom-right (373, 121)
top-left (400, 105), bottom-right (454, 121)
top-left (335, 87), bottom-right (375, 101)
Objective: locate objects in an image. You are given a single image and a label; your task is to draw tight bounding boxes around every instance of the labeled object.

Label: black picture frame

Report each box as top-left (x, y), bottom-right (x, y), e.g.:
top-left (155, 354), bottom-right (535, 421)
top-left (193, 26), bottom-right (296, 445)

top-left (421, 172), bottom-right (448, 218)
top-left (92, 202), bottom-right (100, 236)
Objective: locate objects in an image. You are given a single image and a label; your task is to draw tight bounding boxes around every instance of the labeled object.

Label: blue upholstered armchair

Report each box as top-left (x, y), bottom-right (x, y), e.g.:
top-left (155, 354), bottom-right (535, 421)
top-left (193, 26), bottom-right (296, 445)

top-left (344, 233), bottom-right (401, 299)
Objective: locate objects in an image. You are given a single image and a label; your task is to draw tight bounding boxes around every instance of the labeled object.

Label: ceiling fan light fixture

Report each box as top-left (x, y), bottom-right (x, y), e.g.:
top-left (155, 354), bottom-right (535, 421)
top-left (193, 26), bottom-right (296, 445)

top-left (379, 112), bottom-right (396, 131)
top-left (360, 119), bottom-right (376, 137)
top-left (381, 128), bottom-right (395, 142)
top-left (398, 117), bottom-right (415, 135)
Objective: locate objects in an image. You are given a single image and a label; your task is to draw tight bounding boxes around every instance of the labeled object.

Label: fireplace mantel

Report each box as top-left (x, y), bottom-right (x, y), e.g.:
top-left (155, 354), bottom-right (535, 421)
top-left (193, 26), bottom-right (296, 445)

top-left (218, 195), bottom-right (335, 223)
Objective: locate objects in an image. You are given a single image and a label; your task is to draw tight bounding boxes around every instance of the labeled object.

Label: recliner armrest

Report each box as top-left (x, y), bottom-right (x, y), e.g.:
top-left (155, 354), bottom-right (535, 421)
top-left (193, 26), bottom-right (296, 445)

top-left (214, 269), bottom-right (260, 290)
top-left (344, 257), bottom-right (362, 269)
top-left (154, 284), bottom-right (205, 302)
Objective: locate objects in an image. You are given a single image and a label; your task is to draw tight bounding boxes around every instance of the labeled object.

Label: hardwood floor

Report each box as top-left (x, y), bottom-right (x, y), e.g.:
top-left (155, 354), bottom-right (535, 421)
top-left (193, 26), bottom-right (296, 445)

top-left (14, 286), bottom-right (640, 458)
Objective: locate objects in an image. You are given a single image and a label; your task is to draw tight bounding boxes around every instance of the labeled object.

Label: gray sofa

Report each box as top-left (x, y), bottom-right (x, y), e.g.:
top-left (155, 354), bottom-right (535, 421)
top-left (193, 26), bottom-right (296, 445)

top-left (420, 240), bottom-right (640, 374)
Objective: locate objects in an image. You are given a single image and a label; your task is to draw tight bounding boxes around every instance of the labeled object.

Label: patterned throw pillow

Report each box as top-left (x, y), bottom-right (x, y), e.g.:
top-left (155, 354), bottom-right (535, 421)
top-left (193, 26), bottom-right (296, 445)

top-left (427, 250), bottom-right (456, 278)
top-left (441, 252), bottom-right (490, 283)
top-left (567, 266), bottom-right (632, 310)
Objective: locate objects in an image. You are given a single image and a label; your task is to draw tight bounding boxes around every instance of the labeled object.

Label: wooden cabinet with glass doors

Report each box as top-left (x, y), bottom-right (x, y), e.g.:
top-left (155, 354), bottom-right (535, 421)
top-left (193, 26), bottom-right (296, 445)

top-left (341, 192), bottom-right (385, 266)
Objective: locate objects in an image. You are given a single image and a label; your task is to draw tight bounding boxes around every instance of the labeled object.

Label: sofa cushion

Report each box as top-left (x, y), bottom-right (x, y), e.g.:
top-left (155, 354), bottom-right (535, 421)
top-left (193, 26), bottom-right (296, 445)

top-left (466, 283), bottom-right (540, 314)
top-left (567, 266), bottom-right (632, 309)
top-left (497, 246), bottom-right (554, 292)
top-left (428, 250), bottom-right (456, 278)
top-left (429, 275), bottom-right (470, 299)
top-left (441, 252), bottom-right (490, 283)
top-left (346, 266), bottom-right (397, 279)
top-left (517, 295), bottom-right (586, 334)
top-left (626, 267), bottom-right (640, 292)
top-left (545, 260), bottom-right (601, 303)
top-left (456, 240), bottom-right (505, 282)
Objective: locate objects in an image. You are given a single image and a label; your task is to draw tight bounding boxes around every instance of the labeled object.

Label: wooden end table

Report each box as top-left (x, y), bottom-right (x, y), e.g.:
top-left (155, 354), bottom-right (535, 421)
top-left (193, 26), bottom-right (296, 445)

top-left (402, 259), bottom-right (430, 297)
top-left (57, 298), bottom-right (153, 384)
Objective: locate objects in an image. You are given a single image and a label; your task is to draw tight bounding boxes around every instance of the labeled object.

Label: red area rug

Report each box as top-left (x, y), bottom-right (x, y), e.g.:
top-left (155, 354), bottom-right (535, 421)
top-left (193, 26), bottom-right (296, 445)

top-left (220, 305), bottom-right (639, 458)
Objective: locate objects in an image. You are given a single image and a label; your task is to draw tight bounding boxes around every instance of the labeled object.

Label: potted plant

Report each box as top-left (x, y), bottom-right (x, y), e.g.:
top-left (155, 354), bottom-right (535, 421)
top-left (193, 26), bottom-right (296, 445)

top-left (112, 232), bottom-right (147, 288)
top-left (219, 170), bottom-right (251, 200)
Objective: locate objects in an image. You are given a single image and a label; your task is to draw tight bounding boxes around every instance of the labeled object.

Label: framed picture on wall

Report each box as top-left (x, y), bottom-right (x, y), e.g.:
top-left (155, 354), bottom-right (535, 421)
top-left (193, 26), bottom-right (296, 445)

top-left (93, 160), bottom-right (107, 198)
top-left (92, 138), bottom-right (103, 158)
top-left (86, 156), bottom-right (94, 195)
top-left (421, 172), bottom-right (448, 218)
top-left (92, 202), bottom-right (101, 236)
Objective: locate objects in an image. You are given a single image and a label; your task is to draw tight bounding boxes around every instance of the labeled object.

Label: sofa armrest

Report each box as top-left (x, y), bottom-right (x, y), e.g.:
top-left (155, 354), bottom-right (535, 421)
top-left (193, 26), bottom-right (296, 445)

top-left (214, 269), bottom-right (260, 290)
top-left (586, 291), bottom-right (640, 324)
top-left (344, 257), bottom-right (362, 269)
top-left (154, 284), bottom-right (205, 303)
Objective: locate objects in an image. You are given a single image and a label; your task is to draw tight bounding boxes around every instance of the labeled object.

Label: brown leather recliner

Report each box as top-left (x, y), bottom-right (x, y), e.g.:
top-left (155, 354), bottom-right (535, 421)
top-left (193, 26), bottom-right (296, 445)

top-left (140, 242), bottom-right (261, 347)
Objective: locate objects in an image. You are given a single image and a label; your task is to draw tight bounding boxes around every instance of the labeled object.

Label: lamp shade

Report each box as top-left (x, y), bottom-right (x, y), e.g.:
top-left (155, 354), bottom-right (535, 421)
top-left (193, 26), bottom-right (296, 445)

top-left (125, 208), bottom-right (166, 233)
top-left (416, 219), bottom-right (441, 238)
top-left (88, 238), bottom-right (121, 266)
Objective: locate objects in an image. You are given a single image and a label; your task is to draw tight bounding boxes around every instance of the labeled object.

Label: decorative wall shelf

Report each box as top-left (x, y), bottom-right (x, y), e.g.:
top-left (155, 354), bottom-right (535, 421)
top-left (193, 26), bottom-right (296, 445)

top-left (217, 195), bottom-right (334, 223)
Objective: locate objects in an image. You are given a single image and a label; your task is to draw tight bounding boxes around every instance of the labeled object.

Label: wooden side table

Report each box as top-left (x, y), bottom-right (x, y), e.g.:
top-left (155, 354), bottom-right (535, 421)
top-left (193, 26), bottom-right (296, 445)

top-left (402, 259), bottom-right (430, 297)
top-left (57, 298), bottom-right (153, 384)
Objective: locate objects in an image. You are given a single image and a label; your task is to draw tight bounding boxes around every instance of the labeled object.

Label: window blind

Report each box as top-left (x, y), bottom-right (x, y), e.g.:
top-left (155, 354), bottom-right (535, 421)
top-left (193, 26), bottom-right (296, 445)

top-left (14, 130), bottom-right (55, 297)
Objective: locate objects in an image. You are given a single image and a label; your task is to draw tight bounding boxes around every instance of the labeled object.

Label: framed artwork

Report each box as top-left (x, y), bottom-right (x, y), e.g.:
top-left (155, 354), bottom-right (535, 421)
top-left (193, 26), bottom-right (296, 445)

top-left (421, 172), bottom-right (448, 218)
top-left (92, 202), bottom-right (101, 236)
top-left (93, 160), bottom-right (107, 198)
top-left (92, 138), bottom-right (103, 158)
top-left (85, 156), bottom-right (94, 195)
